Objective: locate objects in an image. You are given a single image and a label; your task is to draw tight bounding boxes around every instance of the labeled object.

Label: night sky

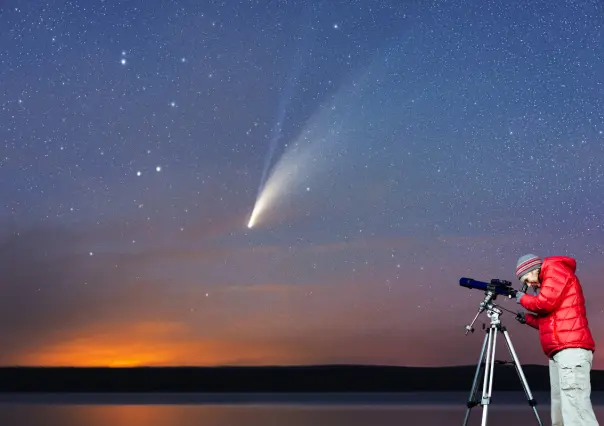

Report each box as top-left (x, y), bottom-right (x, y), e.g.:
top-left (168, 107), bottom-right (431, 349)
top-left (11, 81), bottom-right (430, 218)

top-left (1, 0), bottom-right (604, 368)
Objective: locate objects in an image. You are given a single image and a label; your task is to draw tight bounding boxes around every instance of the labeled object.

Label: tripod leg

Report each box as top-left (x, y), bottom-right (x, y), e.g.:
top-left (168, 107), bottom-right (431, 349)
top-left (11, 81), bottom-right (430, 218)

top-left (480, 327), bottom-right (497, 426)
top-left (463, 330), bottom-right (489, 426)
top-left (501, 329), bottom-right (544, 426)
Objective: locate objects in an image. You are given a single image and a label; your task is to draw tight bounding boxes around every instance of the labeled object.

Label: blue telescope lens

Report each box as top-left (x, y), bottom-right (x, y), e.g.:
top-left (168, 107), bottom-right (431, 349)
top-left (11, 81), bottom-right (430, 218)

top-left (459, 277), bottom-right (516, 297)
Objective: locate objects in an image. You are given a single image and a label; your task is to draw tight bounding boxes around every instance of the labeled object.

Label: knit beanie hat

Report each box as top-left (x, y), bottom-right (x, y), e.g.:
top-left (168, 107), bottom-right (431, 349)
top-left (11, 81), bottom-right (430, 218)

top-left (515, 254), bottom-right (542, 280)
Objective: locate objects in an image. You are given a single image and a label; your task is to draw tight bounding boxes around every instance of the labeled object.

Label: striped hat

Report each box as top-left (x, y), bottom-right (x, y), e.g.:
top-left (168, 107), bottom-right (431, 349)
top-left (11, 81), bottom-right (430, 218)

top-left (516, 254), bottom-right (542, 280)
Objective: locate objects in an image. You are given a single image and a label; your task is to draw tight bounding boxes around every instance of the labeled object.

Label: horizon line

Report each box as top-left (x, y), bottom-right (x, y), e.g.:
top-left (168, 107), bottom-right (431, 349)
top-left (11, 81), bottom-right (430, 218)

top-left (0, 363), bottom-right (556, 369)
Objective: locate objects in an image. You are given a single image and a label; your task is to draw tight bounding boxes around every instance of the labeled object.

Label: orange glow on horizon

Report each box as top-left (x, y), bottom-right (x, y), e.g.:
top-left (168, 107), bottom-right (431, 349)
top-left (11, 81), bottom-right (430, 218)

top-left (16, 339), bottom-right (306, 367)
top-left (11, 320), bottom-right (308, 367)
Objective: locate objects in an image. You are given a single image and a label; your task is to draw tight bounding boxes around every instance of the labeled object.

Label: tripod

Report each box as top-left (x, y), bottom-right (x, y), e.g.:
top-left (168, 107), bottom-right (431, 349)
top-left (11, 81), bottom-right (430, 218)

top-left (462, 291), bottom-right (543, 426)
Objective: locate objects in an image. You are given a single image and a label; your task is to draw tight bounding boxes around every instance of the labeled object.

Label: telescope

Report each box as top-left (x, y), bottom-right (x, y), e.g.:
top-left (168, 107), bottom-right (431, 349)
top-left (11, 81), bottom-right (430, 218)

top-left (459, 275), bottom-right (542, 426)
top-left (459, 277), bottom-right (527, 298)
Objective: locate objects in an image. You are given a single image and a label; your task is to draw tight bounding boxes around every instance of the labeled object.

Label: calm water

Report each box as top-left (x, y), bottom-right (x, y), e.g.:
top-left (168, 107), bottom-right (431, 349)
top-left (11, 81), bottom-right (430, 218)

top-left (1, 393), bottom-right (603, 426)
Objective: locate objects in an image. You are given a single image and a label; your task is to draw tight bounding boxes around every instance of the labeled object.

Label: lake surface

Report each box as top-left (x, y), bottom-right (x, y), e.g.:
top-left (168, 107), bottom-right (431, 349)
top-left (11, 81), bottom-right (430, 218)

top-left (1, 392), bottom-right (603, 426)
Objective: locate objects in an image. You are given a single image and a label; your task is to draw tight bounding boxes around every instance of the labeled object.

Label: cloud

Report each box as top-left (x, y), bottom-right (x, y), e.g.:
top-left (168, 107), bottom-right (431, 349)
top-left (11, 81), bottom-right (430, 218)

top-left (2, 216), bottom-right (595, 368)
top-left (0, 216), bottom-right (242, 365)
top-left (0, 214), bottom-right (374, 366)
top-left (0, 216), bottom-right (392, 366)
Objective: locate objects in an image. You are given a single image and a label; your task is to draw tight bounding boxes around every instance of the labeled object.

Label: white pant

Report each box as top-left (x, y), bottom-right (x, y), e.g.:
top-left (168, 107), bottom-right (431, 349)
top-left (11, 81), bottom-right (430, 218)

top-left (550, 348), bottom-right (600, 426)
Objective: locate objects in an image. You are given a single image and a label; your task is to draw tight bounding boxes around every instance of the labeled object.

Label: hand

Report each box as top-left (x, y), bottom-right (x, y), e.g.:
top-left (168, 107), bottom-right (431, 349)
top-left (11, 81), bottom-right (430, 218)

top-left (515, 312), bottom-right (526, 324)
top-left (515, 291), bottom-right (525, 304)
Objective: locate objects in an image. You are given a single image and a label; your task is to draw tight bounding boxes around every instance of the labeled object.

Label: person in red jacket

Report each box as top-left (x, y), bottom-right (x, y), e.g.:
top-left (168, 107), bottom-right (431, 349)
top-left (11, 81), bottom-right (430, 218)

top-left (514, 254), bottom-right (599, 426)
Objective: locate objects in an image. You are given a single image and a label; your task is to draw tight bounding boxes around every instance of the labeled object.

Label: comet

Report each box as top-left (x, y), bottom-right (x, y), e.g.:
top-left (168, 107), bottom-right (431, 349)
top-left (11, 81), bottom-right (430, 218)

top-left (247, 36), bottom-right (422, 229)
top-left (247, 139), bottom-right (311, 229)
top-left (247, 89), bottom-right (381, 228)
top-left (246, 69), bottom-right (377, 230)
top-left (249, 10), bottom-right (314, 229)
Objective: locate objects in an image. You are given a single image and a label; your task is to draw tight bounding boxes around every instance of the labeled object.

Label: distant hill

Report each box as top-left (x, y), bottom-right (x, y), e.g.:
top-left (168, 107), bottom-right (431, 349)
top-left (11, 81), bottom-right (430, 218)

top-left (1, 364), bottom-right (604, 393)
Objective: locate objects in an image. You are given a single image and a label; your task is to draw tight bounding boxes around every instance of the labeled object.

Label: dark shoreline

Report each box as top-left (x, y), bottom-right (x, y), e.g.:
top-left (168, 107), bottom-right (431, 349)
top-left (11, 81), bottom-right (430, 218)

top-left (1, 365), bottom-right (604, 393)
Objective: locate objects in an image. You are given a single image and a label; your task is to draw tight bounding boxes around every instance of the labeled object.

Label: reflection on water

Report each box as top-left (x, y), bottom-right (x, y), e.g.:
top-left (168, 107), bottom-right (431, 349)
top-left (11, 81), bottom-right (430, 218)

top-left (2, 403), bottom-right (604, 426)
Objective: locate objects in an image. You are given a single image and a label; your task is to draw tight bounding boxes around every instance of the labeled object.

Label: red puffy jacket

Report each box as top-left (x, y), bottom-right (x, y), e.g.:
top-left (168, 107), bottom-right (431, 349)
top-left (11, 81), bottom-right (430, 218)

top-left (520, 256), bottom-right (595, 358)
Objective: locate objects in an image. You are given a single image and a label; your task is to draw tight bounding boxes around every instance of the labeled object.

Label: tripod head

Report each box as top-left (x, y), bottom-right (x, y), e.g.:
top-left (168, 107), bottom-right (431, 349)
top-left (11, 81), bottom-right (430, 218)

top-left (459, 276), bottom-right (522, 336)
top-left (464, 290), bottom-right (504, 335)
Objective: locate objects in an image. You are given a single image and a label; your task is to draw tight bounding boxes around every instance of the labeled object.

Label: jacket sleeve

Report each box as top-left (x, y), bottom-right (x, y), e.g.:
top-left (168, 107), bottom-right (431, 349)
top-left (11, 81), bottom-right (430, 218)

top-left (519, 274), bottom-right (569, 315)
top-left (524, 313), bottom-right (539, 330)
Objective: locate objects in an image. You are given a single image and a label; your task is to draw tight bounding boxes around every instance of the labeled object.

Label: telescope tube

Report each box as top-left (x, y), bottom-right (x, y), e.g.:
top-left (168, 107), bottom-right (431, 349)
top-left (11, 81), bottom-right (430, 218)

top-left (459, 277), bottom-right (516, 297)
